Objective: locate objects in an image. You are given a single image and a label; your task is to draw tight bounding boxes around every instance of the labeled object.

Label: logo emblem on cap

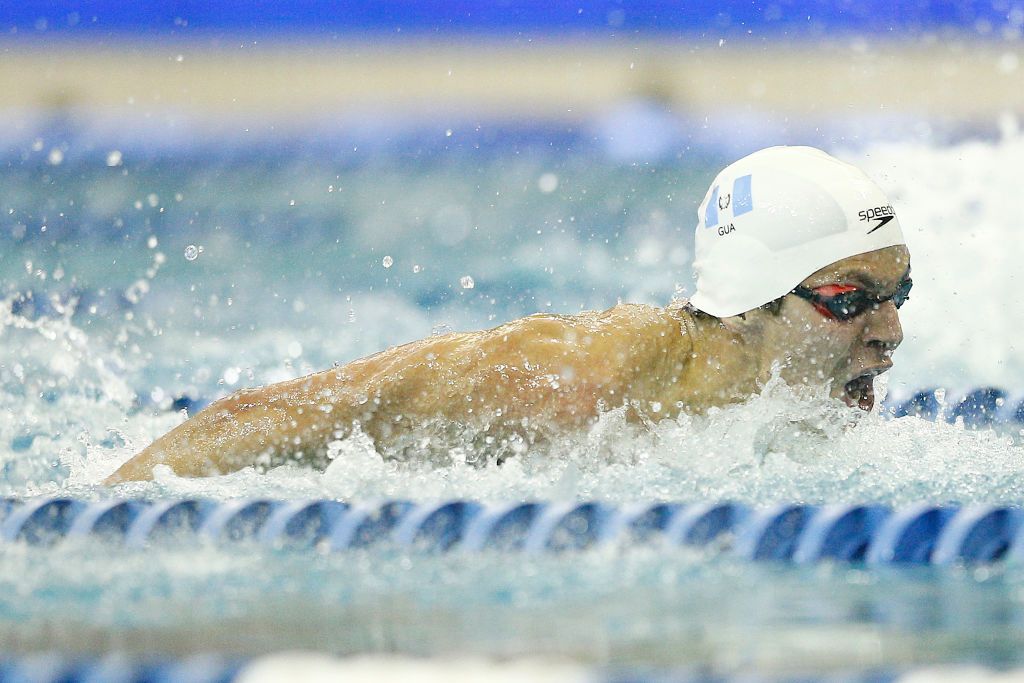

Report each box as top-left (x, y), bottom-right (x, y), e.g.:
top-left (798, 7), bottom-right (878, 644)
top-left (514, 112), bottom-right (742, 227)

top-left (705, 174), bottom-right (753, 228)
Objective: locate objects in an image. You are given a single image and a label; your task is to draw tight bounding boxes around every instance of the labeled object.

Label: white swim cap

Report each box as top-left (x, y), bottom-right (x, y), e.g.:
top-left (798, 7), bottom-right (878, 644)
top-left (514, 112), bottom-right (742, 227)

top-left (689, 146), bottom-right (906, 318)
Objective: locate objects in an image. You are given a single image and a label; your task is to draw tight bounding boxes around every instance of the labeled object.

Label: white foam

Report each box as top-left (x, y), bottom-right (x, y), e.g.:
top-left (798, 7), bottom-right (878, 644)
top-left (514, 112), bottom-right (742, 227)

top-left (89, 373), bottom-right (1024, 506)
top-left (898, 666), bottom-right (1024, 683)
top-left (235, 653), bottom-right (587, 683)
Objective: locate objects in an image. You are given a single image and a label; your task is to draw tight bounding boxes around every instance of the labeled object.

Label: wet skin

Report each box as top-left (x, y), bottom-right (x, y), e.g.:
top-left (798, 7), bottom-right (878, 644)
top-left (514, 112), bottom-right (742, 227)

top-left (105, 245), bottom-right (909, 482)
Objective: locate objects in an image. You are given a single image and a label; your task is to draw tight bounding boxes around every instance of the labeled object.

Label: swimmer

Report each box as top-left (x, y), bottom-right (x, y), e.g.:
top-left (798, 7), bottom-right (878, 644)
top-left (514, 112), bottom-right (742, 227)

top-left (106, 146), bottom-right (910, 482)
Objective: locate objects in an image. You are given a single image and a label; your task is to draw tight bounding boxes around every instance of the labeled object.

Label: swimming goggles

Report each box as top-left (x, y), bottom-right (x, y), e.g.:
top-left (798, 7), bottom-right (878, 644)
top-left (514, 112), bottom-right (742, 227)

top-left (791, 278), bottom-right (912, 321)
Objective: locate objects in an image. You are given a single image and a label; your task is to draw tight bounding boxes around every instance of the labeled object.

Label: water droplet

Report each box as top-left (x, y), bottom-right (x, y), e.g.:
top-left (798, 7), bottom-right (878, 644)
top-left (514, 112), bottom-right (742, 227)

top-left (287, 341), bottom-right (303, 358)
top-left (124, 278), bottom-right (150, 304)
top-left (47, 148), bottom-right (63, 165)
top-left (382, 255), bottom-right (393, 268)
top-left (184, 245), bottom-right (199, 261)
top-left (537, 173), bottom-right (559, 193)
top-left (460, 275), bottom-right (475, 289)
top-left (147, 236), bottom-right (158, 248)
top-left (445, 129), bottom-right (453, 137)
top-left (147, 193), bottom-right (159, 208)
top-left (998, 51), bottom-right (1020, 74)
top-left (412, 264), bottom-right (422, 273)
top-left (106, 150), bottom-right (123, 167)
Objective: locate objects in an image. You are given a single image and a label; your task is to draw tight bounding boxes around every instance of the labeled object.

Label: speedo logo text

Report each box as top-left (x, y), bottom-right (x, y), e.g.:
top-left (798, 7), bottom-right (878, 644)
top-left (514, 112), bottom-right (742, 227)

top-left (859, 205), bottom-right (895, 234)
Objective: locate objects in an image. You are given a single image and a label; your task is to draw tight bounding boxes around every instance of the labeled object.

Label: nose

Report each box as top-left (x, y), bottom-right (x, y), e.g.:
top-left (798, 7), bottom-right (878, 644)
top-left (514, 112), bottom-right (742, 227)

top-left (863, 300), bottom-right (903, 350)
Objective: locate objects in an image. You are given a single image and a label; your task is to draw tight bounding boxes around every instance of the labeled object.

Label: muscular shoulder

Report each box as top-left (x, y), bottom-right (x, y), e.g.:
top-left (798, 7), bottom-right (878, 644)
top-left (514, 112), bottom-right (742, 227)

top-left (477, 304), bottom-right (690, 383)
top-left (496, 303), bottom-right (677, 336)
top-left (596, 304), bottom-right (694, 384)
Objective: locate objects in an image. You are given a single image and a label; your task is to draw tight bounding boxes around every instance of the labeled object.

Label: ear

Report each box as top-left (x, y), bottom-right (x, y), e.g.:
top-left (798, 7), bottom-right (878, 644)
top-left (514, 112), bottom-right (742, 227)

top-left (719, 309), bottom-right (768, 339)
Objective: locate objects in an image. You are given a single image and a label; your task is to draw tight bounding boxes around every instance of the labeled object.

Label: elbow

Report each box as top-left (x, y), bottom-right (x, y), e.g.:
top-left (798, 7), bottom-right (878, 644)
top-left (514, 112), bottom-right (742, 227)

top-left (103, 451), bottom-right (155, 484)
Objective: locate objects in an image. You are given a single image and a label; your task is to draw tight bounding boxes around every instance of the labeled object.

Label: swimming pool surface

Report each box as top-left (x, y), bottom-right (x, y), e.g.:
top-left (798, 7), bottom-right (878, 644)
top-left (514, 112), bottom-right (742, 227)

top-left (3, 115), bottom-right (1024, 677)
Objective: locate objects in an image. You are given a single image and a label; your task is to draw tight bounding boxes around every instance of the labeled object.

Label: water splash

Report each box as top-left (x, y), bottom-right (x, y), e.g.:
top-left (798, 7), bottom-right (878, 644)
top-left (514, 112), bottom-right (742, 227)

top-left (4, 132), bottom-right (1024, 510)
top-left (0, 293), bottom-right (157, 494)
top-left (86, 372), bottom-right (1024, 506)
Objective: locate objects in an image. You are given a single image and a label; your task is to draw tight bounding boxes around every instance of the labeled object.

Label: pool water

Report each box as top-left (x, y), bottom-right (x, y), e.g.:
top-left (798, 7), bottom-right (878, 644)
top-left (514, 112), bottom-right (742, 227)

top-left (2, 116), bottom-right (1024, 674)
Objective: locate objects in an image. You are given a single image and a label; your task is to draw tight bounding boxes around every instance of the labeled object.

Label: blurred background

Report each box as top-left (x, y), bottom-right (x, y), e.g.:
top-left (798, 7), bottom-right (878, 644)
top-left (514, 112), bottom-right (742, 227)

top-left (3, 2), bottom-right (1024, 677)
top-left (1, 1), bottom-right (1022, 402)
top-left (1, 0), bottom-right (1023, 395)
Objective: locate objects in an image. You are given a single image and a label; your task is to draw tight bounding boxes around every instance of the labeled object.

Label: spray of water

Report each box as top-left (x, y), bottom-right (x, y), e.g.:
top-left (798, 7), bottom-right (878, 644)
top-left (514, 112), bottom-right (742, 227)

top-left (66, 369), bottom-right (1024, 507)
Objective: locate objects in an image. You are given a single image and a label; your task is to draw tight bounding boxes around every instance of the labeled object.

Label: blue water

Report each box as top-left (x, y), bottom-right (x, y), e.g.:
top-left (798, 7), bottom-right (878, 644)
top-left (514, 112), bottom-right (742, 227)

top-left (3, 116), bottom-right (1024, 674)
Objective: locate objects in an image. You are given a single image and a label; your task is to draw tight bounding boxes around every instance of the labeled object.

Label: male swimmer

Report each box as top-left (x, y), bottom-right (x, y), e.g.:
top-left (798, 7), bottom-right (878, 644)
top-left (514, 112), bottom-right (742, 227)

top-left (106, 146), bottom-right (910, 482)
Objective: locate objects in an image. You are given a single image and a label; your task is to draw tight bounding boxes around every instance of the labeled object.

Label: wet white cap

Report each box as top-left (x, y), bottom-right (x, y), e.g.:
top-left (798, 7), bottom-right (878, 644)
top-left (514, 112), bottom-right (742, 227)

top-left (689, 146), bottom-right (906, 317)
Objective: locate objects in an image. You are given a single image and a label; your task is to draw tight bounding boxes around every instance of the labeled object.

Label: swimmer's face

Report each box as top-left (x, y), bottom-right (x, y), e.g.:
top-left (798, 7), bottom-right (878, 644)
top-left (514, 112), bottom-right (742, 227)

top-left (745, 245), bottom-right (910, 411)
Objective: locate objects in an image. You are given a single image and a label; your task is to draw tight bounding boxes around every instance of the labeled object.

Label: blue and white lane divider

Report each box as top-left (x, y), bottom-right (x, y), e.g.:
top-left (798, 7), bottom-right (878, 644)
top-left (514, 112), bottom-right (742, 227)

top-left (0, 654), bottom-right (911, 683)
top-left (4, 656), bottom-right (1018, 683)
top-left (0, 654), bottom-right (241, 683)
top-left (147, 387), bottom-right (1024, 427)
top-left (2, 498), bottom-right (1024, 565)
top-left (886, 387), bottom-right (1023, 426)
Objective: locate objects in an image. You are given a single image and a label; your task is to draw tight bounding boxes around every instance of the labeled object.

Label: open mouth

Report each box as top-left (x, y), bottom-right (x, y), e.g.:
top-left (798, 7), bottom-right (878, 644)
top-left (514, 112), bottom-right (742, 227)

top-left (843, 373), bottom-right (878, 412)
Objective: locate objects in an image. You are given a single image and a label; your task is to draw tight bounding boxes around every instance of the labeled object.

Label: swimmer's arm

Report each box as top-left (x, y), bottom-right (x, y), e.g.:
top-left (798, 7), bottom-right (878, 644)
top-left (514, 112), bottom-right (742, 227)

top-left (104, 334), bottom-right (485, 483)
top-left (105, 306), bottom-right (673, 483)
top-left (104, 376), bottom-right (353, 483)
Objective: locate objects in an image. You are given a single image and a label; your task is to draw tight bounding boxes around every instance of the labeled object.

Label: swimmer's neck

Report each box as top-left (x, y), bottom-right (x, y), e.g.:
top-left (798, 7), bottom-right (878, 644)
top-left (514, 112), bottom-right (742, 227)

top-left (666, 305), bottom-right (767, 414)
